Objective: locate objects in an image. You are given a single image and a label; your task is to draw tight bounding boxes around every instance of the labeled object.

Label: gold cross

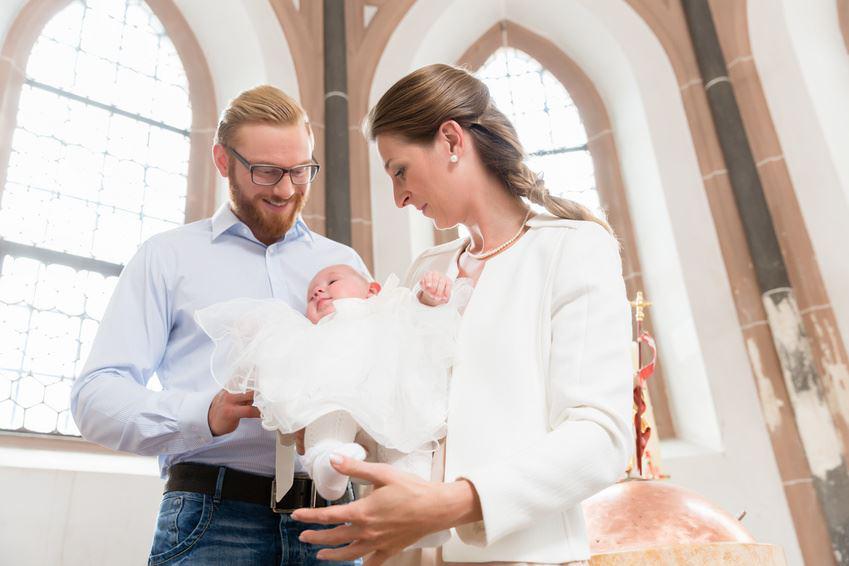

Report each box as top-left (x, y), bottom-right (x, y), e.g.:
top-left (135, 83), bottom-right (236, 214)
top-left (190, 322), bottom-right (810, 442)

top-left (629, 291), bottom-right (652, 322)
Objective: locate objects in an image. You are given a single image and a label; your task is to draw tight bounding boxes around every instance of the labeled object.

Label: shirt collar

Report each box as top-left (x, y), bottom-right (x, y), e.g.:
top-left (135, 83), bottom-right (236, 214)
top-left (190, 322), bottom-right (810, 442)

top-left (210, 203), bottom-right (242, 241)
top-left (293, 216), bottom-right (315, 242)
top-left (210, 203), bottom-right (315, 244)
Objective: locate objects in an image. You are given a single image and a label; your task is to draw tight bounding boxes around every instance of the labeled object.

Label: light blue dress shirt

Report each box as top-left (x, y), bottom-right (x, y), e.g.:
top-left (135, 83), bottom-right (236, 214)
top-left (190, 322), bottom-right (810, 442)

top-left (70, 204), bottom-right (368, 478)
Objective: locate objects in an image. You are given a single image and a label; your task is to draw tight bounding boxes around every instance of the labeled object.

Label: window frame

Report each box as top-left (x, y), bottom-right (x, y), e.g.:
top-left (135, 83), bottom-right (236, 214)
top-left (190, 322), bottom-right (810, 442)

top-left (0, 0), bottom-right (217, 441)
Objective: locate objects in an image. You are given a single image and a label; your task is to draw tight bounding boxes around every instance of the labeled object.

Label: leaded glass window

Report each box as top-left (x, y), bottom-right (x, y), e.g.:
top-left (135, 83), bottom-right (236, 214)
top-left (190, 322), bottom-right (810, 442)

top-left (0, 0), bottom-right (189, 435)
top-left (476, 47), bottom-right (601, 218)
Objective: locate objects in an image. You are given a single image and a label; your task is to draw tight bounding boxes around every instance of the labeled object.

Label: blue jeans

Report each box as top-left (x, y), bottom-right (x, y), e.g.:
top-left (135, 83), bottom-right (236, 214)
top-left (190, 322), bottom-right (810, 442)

top-left (148, 481), bottom-right (359, 565)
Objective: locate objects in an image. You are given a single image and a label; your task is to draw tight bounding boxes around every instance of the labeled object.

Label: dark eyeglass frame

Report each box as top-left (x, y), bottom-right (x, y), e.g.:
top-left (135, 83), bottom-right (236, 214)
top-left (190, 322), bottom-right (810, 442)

top-left (225, 146), bottom-right (320, 186)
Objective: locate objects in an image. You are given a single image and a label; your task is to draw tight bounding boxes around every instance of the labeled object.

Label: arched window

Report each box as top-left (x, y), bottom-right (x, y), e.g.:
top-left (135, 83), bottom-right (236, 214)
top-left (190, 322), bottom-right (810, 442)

top-left (476, 46), bottom-right (602, 218)
top-left (0, 0), bottom-right (193, 436)
top-left (455, 22), bottom-right (675, 439)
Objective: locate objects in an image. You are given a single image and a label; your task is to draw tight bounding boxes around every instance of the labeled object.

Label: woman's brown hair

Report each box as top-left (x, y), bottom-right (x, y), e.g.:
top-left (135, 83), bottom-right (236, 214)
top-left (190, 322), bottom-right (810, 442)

top-left (366, 64), bottom-right (612, 233)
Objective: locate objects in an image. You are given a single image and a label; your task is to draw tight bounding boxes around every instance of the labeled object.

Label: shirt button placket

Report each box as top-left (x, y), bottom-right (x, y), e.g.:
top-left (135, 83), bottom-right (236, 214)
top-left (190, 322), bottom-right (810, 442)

top-left (266, 246), bottom-right (277, 299)
top-left (266, 244), bottom-right (290, 301)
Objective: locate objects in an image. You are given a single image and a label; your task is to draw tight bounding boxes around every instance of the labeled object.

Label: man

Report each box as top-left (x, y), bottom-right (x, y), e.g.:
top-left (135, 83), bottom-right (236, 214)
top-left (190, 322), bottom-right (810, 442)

top-left (71, 85), bottom-right (365, 564)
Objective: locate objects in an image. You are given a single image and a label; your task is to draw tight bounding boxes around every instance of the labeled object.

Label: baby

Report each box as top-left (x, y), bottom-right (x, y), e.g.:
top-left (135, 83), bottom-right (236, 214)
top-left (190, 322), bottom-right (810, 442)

top-left (302, 265), bottom-right (454, 500)
top-left (195, 265), bottom-right (463, 547)
top-left (307, 264), bottom-right (452, 322)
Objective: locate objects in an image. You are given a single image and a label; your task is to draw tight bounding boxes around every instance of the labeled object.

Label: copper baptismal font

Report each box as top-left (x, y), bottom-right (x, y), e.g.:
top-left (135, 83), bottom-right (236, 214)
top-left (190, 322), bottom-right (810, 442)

top-left (581, 292), bottom-right (787, 565)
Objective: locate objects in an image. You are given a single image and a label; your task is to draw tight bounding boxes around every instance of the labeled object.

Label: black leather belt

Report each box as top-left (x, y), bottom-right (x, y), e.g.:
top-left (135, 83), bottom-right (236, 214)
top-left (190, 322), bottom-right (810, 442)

top-left (164, 462), bottom-right (352, 514)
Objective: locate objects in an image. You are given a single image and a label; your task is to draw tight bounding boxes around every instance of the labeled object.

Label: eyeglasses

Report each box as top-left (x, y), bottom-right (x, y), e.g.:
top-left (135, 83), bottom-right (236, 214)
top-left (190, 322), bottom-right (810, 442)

top-left (225, 146), bottom-right (320, 186)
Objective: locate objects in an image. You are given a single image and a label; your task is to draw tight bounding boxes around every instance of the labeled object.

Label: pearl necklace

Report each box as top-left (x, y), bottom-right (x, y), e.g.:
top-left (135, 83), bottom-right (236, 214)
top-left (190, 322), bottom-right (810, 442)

top-left (464, 209), bottom-right (533, 260)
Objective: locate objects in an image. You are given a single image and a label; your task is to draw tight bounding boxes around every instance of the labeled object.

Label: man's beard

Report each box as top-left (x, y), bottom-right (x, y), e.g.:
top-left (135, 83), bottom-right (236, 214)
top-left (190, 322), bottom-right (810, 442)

top-left (228, 175), bottom-right (307, 244)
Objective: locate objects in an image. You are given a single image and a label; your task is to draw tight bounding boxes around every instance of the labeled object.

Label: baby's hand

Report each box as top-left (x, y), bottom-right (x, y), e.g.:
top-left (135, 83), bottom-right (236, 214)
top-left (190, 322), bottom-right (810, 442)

top-left (419, 271), bottom-right (452, 306)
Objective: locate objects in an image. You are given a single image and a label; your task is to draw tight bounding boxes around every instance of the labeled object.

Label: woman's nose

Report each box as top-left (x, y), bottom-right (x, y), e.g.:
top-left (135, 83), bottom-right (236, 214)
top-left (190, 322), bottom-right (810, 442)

top-left (394, 188), bottom-right (410, 209)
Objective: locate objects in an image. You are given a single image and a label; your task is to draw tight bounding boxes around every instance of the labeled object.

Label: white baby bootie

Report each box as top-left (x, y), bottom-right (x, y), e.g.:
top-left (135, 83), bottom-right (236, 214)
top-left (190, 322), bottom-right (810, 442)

top-left (308, 442), bottom-right (367, 501)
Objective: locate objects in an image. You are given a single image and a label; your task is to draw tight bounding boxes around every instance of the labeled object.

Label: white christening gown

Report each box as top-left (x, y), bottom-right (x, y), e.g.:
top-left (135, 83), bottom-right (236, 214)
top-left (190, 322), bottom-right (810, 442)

top-left (194, 275), bottom-right (462, 454)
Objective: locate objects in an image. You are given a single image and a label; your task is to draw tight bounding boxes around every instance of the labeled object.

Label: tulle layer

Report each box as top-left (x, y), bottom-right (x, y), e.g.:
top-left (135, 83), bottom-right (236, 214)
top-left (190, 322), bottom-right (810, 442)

top-left (195, 276), bottom-right (459, 452)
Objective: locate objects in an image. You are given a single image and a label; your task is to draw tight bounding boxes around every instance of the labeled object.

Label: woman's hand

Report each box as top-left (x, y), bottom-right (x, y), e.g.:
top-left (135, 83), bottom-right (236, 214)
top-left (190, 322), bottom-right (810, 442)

top-left (292, 456), bottom-right (481, 565)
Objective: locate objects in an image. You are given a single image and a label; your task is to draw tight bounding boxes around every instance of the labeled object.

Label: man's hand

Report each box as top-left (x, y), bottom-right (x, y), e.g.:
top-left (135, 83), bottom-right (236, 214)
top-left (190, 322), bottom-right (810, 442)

top-left (207, 389), bottom-right (261, 436)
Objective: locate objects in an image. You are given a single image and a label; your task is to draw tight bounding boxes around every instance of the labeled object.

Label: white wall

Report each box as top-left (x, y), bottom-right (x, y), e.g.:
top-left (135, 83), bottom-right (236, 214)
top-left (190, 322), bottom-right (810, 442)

top-left (0, 0), bottom-right (25, 40)
top-left (174, 0), bottom-right (299, 205)
top-left (369, 1), bottom-right (802, 564)
top-left (0, 438), bottom-right (163, 565)
top-left (748, 0), bottom-right (849, 381)
top-left (0, 1), bottom-right (298, 564)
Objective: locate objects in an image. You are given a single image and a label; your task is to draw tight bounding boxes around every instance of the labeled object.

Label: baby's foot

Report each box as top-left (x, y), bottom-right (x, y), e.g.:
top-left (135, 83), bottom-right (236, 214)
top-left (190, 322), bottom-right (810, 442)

top-left (312, 442), bottom-right (366, 501)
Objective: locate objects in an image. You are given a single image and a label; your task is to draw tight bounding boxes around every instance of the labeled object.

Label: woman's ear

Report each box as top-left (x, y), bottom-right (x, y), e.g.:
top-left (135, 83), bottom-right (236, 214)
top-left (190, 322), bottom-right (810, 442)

top-left (437, 120), bottom-right (465, 158)
top-left (367, 282), bottom-right (382, 297)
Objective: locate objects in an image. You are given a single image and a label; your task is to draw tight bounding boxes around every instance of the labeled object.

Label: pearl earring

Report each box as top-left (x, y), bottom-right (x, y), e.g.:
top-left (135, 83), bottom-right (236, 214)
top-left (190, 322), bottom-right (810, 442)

top-left (449, 154), bottom-right (459, 163)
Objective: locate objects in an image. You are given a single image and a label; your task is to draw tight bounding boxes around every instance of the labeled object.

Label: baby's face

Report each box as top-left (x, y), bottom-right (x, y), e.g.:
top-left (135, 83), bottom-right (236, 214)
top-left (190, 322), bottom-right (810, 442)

top-left (306, 265), bottom-right (371, 323)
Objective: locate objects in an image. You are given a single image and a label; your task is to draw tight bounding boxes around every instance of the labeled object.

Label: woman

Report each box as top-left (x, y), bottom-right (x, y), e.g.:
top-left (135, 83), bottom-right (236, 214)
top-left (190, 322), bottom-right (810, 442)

top-left (294, 64), bottom-right (633, 566)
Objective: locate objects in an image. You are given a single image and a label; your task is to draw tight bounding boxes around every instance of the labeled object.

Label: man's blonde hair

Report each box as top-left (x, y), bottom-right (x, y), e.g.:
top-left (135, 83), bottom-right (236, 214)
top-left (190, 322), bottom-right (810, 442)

top-left (216, 85), bottom-right (313, 148)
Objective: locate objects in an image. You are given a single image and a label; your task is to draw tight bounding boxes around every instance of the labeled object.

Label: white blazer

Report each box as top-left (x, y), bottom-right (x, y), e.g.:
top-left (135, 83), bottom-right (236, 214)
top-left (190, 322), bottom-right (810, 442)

top-left (403, 215), bottom-right (633, 563)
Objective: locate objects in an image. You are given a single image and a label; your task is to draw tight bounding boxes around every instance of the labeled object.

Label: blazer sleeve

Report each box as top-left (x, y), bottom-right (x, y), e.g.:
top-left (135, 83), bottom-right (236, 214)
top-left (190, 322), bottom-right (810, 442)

top-left (456, 222), bottom-right (634, 546)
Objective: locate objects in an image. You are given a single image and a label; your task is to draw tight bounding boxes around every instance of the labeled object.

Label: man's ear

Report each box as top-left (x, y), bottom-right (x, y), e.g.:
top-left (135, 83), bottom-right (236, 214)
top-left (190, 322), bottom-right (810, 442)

top-left (212, 144), bottom-right (230, 178)
top-left (367, 282), bottom-right (382, 297)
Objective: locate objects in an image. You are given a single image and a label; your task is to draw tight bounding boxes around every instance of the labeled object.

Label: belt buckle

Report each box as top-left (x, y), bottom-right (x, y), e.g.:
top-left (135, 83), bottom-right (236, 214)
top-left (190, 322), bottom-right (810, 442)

top-left (270, 479), bottom-right (294, 514)
top-left (270, 478), bottom-right (319, 514)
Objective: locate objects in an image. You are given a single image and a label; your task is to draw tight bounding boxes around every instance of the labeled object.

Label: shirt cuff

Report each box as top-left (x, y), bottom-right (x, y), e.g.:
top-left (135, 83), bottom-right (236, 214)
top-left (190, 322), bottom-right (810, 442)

top-left (178, 389), bottom-right (218, 448)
